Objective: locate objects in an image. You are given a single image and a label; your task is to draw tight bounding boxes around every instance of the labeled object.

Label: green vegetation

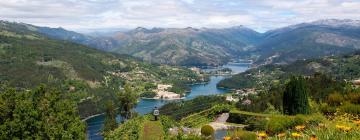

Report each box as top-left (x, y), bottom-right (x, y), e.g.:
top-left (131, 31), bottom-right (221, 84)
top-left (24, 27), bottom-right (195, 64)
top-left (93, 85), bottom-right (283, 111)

top-left (140, 91), bottom-right (157, 98)
top-left (227, 130), bottom-right (257, 140)
top-left (180, 104), bottom-right (232, 128)
top-left (106, 116), bottom-right (145, 140)
top-left (106, 115), bottom-right (178, 140)
top-left (0, 21), bottom-right (203, 118)
top-left (0, 85), bottom-right (85, 139)
top-left (283, 76), bottom-right (310, 115)
top-left (117, 83), bottom-right (138, 121)
top-left (218, 52), bottom-right (360, 90)
top-left (200, 125), bottom-right (214, 137)
top-left (159, 96), bottom-right (227, 120)
top-left (103, 101), bottom-right (117, 134)
top-left (140, 121), bottom-right (164, 140)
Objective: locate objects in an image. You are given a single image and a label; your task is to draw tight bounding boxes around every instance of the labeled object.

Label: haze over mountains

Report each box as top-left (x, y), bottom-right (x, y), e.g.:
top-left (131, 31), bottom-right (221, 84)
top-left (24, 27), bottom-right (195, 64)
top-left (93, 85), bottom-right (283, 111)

top-left (18, 19), bottom-right (360, 66)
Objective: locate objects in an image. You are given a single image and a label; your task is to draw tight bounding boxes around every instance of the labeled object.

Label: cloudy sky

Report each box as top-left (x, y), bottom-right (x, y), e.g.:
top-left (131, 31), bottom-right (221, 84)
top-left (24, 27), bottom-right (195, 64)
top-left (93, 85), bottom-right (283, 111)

top-left (1, 0), bottom-right (359, 32)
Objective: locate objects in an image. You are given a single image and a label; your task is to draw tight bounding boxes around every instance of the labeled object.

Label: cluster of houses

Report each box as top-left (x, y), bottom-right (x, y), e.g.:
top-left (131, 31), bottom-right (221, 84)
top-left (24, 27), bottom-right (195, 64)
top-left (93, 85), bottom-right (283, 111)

top-left (226, 88), bottom-right (258, 105)
top-left (152, 84), bottom-right (182, 100)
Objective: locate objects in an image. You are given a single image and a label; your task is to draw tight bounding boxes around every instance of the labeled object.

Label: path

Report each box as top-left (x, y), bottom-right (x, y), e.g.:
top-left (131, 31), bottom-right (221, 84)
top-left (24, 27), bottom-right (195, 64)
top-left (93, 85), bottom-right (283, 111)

top-left (209, 113), bottom-right (246, 130)
top-left (140, 121), bottom-right (164, 140)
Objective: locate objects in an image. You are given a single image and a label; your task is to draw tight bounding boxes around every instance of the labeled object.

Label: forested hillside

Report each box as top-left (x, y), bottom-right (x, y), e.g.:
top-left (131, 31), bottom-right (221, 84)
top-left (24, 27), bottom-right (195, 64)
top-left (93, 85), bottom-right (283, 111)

top-left (0, 20), bottom-right (203, 117)
top-left (218, 51), bottom-right (360, 89)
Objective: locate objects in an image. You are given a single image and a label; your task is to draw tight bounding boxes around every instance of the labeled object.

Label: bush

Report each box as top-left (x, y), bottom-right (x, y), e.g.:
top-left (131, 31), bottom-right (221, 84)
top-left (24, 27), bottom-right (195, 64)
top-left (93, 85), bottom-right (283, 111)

top-left (327, 92), bottom-right (344, 106)
top-left (266, 116), bottom-right (294, 134)
top-left (340, 103), bottom-right (360, 115)
top-left (227, 112), bottom-right (260, 124)
top-left (320, 103), bottom-right (337, 115)
top-left (228, 130), bottom-right (257, 140)
top-left (201, 125), bottom-right (214, 137)
top-left (265, 114), bottom-right (324, 134)
top-left (346, 93), bottom-right (360, 104)
top-left (244, 117), bottom-right (267, 131)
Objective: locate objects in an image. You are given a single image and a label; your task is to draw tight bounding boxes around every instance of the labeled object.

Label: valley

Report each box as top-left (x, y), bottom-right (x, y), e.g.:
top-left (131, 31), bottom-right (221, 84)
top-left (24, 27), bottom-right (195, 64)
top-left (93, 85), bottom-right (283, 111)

top-left (86, 63), bottom-right (250, 140)
top-left (1, 19), bottom-right (360, 140)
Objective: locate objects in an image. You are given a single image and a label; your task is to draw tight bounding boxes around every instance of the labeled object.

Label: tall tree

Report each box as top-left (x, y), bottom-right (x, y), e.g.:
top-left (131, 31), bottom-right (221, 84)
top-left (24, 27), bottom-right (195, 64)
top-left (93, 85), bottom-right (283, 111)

top-left (117, 83), bottom-right (138, 121)
top-left (103, 100), bottom-right (117, 133)
top-left (283, 76), bottom-right (310, 115)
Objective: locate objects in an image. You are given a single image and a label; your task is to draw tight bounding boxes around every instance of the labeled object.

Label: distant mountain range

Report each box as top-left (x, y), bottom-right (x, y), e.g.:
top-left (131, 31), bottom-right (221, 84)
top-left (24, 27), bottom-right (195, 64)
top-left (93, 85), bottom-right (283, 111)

top-left (14, 19), bottom-right (360, 66)
top-left (254, 19), bottom-right (360, 65)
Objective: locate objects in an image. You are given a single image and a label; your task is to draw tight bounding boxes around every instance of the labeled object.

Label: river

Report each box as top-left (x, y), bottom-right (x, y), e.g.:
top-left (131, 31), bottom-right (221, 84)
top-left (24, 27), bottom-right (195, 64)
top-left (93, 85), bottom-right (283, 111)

top-left (86, 63), bottom-right (250, 140)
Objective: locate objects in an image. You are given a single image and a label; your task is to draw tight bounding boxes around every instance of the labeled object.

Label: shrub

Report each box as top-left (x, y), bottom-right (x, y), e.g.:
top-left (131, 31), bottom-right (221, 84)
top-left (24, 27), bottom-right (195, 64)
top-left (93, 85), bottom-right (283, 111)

top-left (244, 117), bottom-right (267, 131)
top-left (265, 114), bottom-right (324, 134)
top-left (320, 103), bottom-right (337, 115)
top-left (347, 93), bottom-right (360, 104)
top-left (228, 130), bottom-right (257, 140)
top-left (227, 112), bottom-right (257, 124)
top-left (201, 125), bottom-right (214, 137)
top-left (266, 116), bottom-right (294, 134)
top-left (327, 92), bottom-right (344, 106)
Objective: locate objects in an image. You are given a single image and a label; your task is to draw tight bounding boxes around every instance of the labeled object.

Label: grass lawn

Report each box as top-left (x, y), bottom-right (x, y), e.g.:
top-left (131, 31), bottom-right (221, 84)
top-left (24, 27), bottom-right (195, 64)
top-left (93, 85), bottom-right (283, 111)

top-left (140, 120), bottom-right (164, 140)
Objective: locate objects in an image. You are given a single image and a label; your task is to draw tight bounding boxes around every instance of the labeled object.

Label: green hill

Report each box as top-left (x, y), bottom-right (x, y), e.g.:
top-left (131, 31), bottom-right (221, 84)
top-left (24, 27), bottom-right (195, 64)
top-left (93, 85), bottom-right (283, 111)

top-left (0, 21), bottom-right (203, 117)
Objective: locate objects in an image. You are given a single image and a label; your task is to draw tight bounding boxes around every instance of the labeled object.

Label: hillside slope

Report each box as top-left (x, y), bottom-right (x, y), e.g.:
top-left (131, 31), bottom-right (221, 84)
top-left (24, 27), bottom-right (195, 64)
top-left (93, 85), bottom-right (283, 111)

top-left (32, 24), bottom-right (261, 66)
top-left (110, 26), bottom-right (261, 66)
top-left (0, 21), bottom-right (202, 117)
top-left (218, 51), bottom-right (360, 89)
top-left (254, 19), bottom-right (360, 65)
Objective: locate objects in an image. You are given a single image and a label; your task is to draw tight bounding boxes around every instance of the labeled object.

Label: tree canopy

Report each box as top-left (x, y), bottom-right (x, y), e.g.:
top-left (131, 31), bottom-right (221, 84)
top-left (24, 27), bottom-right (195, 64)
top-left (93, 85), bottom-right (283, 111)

top-left (0, 85), bottom-right (85, 139)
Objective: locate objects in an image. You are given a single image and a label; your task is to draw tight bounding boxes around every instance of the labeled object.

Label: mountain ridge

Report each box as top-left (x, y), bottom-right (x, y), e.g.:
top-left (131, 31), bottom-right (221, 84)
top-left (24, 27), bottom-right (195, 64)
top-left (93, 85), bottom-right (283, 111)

top-left (9, 19), bottom-right (360, 66)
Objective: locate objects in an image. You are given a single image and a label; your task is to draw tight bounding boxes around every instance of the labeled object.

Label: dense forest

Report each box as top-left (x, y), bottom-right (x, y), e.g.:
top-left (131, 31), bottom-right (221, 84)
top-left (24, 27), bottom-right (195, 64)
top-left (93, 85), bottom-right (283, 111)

top-left (0, 21), bottom-right (204, 119)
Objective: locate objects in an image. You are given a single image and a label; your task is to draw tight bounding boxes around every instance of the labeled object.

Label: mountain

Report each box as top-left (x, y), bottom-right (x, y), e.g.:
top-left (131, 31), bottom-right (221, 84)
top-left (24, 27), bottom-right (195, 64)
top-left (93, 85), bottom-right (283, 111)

top-left (0, 20), bottom-right (202, 117)
top-left (109, 26), bottom-right (261, 66)
top-left (30, 25), bottom-right (120, 51)
top-left (254, 19), bottom-right (360, 65)
top-left (27, 24), bottom-right (261, 66)
top-left (21, 19), bottom-right (360, 67)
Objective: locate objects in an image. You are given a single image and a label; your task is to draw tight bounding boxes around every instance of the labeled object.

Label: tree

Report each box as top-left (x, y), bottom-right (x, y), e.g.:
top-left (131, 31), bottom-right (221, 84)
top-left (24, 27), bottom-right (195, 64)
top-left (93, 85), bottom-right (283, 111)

top-left (117, 83), bottom-right (138, 121)
top-left (0, 85), bottom-right (85, 139)
top-left (103, 100), bottom-right (117, 133)
top-left (283, 76), bottom-right (310, 115)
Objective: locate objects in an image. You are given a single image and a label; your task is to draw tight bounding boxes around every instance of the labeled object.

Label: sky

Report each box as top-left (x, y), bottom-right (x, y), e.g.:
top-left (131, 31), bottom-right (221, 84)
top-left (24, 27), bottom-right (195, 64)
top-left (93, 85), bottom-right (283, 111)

top-left (0, 0), bottom-right (359, 32)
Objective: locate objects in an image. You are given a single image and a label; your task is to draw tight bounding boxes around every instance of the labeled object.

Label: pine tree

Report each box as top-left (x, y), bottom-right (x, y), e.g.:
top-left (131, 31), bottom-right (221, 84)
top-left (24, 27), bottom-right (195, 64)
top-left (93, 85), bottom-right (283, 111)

top-left (103, 101), bottom-right (117, 133)
top-left (283, 76), bottom-right (310, 115)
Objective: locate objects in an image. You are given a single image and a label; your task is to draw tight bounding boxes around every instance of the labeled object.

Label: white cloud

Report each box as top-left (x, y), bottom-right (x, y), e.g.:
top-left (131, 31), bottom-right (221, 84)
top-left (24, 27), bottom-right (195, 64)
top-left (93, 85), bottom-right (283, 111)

top-left (0, 0), bottom-right (359, 32)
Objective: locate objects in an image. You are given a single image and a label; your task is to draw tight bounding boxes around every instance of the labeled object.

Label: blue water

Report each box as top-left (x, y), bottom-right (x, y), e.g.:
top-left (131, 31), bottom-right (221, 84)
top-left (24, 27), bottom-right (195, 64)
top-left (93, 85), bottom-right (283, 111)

top-left (86, 64), bottom-right (250, 140)
top-left (201, 63), bottom-right (250, 74)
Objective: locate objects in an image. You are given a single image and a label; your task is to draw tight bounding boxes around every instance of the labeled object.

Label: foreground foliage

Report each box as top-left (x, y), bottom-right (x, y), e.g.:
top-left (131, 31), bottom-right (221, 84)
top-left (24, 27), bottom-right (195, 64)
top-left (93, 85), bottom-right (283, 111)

top-left (0, 85), bottom-right (85, 139)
